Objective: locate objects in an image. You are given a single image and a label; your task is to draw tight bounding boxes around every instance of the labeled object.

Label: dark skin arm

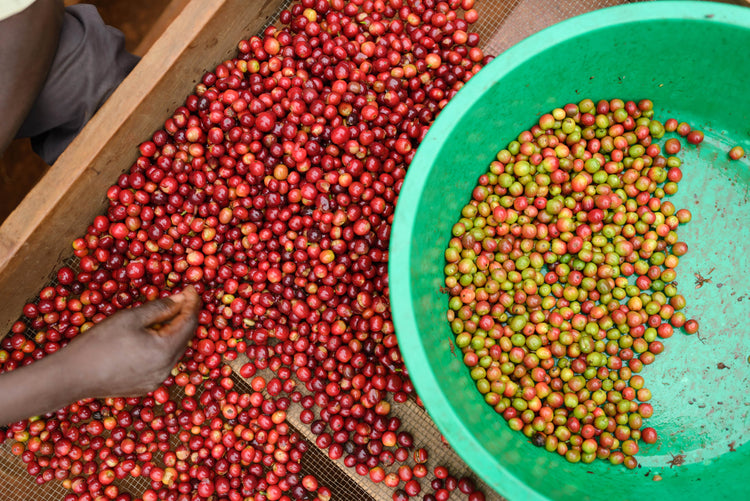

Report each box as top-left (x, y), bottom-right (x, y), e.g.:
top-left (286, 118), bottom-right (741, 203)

top-left (0, 2), bottom-right (201, 427)
top-left (0, 286), bottom-right (200, 426)
top-left (0, 0), bottom-right (63, 155)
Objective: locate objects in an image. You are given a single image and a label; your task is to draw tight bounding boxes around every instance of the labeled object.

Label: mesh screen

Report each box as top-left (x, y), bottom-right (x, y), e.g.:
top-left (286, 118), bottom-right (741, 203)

top-left (475, 0), bottom-right (638, 56)
top-left (298, 432), bottom-right (379, 501)
top-left (0, 441), bottom-right (71, 501)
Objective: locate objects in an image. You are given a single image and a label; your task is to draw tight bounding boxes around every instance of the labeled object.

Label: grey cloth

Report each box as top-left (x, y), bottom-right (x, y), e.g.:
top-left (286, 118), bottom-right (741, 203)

top-left (16, 4), bottom-right (139, 164)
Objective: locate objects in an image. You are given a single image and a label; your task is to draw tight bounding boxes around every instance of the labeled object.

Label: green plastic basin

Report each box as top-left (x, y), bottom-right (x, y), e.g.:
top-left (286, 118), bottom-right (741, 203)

top-left (390, 2), bottom-right (750, 500)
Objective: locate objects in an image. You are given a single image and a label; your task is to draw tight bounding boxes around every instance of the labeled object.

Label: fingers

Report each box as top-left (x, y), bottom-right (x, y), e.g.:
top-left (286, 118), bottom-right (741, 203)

top-left (171, 285), bottom-right (200, 313)
top-left (168, 286), bottom-right (201, 330)
top-left (153, 286), bottom-right (200, 345)
top-left (133, 294), bottom-right (181, 329)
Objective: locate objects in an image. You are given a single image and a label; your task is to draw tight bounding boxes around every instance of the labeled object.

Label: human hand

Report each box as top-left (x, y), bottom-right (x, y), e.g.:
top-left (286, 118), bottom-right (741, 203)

top-left (0, 286), bottom-right (200, 426)
top-left (64, 285), bottom-right (200, 398)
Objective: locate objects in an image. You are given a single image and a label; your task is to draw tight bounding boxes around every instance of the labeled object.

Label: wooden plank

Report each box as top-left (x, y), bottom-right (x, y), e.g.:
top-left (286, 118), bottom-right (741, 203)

top-left (133, 0), bottom-right (191, 57)
top-left (225, 355), bottom-right (503, 500)
top-left (0, 0), bottom-right (286, 337)
top-left (0, 139), bottom-right (49, 225)
top-left (225, 355), bottom-right (392, 499)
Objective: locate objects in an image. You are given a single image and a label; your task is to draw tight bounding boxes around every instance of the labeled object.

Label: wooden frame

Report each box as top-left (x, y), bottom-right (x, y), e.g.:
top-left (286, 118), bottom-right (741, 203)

top-left (0, 0), bottom-right (287, 336)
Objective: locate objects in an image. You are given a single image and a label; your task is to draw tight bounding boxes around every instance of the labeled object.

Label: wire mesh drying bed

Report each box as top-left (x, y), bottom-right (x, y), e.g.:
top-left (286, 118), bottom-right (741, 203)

top-left (0, 0), bottom-right (690, 500)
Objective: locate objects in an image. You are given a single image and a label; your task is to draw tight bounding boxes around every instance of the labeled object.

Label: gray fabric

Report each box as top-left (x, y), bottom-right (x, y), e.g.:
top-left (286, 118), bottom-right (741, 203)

top-left (16, 4), bottom-right (139, 164)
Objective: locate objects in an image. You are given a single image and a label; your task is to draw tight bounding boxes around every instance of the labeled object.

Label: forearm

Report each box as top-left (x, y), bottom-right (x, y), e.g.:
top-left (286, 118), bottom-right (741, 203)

top-left (0, 0), bottom-right (63, 154)
top-left (0, 287), bottom-right (199, 426)
top-left (0, 344), bottom-right (92, 426)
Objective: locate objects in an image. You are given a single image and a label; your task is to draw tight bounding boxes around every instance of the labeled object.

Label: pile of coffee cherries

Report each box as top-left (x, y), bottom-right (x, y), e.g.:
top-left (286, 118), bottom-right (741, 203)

top-left (443, 98), bottom-right (703, 470)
